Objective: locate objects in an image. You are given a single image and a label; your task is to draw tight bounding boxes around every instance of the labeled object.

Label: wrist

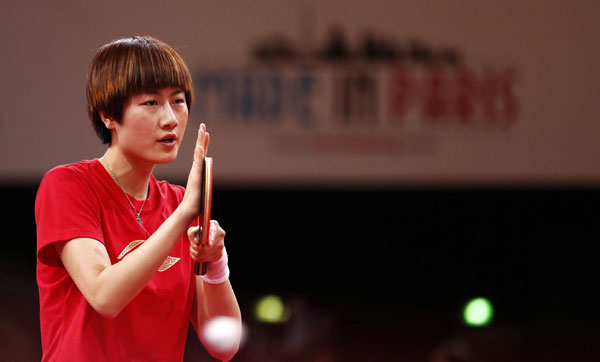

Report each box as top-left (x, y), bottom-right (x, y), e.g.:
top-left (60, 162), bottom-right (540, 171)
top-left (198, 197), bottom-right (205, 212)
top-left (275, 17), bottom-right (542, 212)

top-left (175, 199), bottom-right (197, 225)
top-left (201, 248), bottom-right (230, 284)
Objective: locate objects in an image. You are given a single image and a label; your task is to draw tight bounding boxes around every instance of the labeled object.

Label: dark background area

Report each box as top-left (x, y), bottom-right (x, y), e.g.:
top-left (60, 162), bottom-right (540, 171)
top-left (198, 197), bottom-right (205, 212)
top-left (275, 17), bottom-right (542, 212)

top-left (1, 184), bottom-right (599, 361)
top-left (2, 2), bottom-right (599, 361)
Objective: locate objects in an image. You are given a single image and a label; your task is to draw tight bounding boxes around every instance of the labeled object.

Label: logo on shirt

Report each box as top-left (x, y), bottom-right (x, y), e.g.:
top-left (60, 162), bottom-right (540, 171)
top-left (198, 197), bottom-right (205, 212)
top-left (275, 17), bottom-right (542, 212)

top-left (118, 240), bottom-right (180, 272)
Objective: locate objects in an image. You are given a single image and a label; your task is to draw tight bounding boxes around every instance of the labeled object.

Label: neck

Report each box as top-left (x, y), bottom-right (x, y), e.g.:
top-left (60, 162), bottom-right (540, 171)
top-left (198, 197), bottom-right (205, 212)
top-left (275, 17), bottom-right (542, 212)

top-left (100, 148), bottom-right (154, 200)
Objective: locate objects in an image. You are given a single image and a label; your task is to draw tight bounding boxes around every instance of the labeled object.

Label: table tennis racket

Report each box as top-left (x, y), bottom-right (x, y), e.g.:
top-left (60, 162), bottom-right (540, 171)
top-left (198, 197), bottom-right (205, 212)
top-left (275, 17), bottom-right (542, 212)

top-left (194, 157), bottom-right (213, 275)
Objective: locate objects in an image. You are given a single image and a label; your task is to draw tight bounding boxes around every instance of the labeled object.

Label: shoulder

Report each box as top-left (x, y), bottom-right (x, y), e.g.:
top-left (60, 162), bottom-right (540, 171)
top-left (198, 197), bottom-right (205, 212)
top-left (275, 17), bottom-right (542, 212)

top-left (36, 160), bottom-right (106, 266)
top-left (42, 159), bottom-right (99, 185)
top-left (37, 159), bottom-right (103, 206)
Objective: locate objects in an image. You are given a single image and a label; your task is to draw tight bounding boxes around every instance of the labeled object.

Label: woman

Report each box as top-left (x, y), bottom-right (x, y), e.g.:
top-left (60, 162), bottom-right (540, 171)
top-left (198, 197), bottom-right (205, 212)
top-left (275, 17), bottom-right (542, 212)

top-left (35, 36), bottom-right (241, 361)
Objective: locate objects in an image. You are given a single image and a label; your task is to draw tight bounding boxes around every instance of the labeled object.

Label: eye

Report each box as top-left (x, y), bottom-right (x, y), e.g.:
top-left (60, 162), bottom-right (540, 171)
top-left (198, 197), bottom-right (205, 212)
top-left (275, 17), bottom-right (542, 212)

top-left (143, 100), bottom-right (158, 106)
top-left (174, 98), bottom-right (186, 105)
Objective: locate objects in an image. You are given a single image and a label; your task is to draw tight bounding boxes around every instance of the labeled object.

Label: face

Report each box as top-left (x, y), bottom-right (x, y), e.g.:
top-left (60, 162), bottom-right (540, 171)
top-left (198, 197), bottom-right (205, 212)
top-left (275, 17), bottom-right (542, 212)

top-left (106, 86), bottom-right (189, 165)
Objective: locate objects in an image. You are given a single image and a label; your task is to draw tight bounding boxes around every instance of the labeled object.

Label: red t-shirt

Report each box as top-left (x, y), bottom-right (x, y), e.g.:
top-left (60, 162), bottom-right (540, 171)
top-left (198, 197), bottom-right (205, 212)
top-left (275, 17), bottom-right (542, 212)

top-left (35, 159), bottom-right (197, 361)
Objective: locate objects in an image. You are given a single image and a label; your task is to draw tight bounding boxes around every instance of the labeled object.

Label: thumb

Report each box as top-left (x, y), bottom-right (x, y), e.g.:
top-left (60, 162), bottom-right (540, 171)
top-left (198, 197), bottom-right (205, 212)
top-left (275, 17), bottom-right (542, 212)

top-left (187, 226), bottom-right (200, 243)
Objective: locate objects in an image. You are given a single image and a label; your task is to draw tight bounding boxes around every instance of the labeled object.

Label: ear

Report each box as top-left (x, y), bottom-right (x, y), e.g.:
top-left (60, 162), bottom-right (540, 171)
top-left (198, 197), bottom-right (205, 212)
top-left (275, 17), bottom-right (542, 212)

top-left (99, 112), bottom-right (116, 130)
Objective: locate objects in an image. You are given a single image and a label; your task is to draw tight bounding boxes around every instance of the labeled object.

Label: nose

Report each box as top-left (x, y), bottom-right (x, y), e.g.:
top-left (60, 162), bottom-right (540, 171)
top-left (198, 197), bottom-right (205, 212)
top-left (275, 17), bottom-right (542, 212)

top-left (160, 104), bottom-right (179, 129)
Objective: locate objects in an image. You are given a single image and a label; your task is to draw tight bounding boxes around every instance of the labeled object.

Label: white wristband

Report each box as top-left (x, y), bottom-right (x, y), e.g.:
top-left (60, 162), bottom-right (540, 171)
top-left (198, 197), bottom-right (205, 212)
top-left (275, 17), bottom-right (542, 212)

top-left (201, 247), bottom-right (230, 284)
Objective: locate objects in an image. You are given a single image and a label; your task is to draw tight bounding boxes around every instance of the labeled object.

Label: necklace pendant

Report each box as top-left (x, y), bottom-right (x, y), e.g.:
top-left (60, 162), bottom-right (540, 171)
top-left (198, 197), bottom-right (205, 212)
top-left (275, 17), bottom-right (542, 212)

top-left (105, 161), bottom-right (147, 228)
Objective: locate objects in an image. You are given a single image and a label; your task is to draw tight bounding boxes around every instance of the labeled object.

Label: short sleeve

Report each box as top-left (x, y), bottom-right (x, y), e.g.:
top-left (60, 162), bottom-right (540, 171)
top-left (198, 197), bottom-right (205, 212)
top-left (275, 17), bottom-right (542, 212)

top-left (35, 166), bottom-right (104, 266)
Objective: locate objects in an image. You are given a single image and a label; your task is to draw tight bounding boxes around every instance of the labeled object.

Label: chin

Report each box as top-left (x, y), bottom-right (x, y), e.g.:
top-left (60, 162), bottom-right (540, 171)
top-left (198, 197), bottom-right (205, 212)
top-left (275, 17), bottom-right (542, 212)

top-left (157, 156), bottom-right (178, 164)
top-left (154, 152), bottom-right (179, 165)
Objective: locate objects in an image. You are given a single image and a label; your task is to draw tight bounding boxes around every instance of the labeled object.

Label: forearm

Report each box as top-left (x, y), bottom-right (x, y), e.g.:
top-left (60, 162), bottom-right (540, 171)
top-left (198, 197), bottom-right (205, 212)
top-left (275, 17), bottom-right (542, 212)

top-left (195, 279), bottom-right (241, 362)
top-left (198, 279), bottom-right (241, 322)
top-left (100, 207), bottom-right (194, 315)
top-left (64, 205), bottom-right (195, 318)
top-left (192, 245), bottom-right (240, 325)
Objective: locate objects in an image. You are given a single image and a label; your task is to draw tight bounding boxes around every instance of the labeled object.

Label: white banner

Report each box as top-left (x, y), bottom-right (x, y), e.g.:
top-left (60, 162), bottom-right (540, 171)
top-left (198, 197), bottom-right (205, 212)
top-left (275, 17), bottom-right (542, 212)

top-left (183, 63), bottom-right (524, 185)
top-left (1, 0), bottom-right (599, 186)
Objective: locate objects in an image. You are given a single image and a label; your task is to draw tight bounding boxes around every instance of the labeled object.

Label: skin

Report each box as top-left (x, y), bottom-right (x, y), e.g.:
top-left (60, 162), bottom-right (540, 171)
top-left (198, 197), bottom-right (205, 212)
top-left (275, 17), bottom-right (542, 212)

top-left (53, 86), bottom-right (241, 362)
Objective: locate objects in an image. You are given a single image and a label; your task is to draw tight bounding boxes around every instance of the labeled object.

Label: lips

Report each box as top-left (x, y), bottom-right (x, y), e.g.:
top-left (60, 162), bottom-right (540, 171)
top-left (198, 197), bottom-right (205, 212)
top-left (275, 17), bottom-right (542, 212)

top-left (158, 133), bottom-right (178, 148)
top-left (158, 133), bottom-right (177, 143)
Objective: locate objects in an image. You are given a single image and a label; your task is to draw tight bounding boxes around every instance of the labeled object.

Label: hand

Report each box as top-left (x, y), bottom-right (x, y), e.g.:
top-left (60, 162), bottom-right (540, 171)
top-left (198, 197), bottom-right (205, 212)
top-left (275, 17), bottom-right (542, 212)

top-left (181, 123), bottom-right (210, 218)
top-left (188, 220), bottom-right (225, 263)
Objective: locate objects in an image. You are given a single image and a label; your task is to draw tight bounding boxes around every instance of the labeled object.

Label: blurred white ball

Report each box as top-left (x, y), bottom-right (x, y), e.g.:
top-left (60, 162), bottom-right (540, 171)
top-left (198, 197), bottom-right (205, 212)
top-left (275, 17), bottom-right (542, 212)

top-left (202, 316), bottom-right (243, 352)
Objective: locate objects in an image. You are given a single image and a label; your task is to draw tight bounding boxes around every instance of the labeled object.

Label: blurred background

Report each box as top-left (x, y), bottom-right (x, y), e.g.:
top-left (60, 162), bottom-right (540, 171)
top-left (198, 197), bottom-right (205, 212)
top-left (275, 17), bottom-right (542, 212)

top-left (1, 1), bottom-right (599, 361)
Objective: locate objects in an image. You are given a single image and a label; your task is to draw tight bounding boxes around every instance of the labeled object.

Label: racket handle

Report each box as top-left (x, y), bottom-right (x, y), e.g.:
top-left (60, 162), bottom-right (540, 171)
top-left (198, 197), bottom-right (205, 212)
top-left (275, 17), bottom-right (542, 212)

top-left (194, 225), bottom-right (209, 275)
top-left (194, 261), bottom-right (209, 275)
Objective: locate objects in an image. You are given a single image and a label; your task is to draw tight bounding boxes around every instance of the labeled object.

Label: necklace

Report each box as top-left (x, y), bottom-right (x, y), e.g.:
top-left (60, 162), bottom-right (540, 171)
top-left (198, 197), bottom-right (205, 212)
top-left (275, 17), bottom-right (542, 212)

top-left (105, 162), bottom-right (147, 226)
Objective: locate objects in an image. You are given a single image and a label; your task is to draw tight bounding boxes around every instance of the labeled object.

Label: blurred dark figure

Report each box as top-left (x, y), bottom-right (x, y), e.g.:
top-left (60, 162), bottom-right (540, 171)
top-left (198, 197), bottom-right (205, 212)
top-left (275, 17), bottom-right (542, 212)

top-left (322, 26), bottom-right (351, 61)
top-left (359, 32), bottom-right (400, 62)
top-left (234, 295), bottom-right (338, 362)
top-left (430, 324), bottom-right (528, 362)
top-left (252, 34), bottom-right (298, 62)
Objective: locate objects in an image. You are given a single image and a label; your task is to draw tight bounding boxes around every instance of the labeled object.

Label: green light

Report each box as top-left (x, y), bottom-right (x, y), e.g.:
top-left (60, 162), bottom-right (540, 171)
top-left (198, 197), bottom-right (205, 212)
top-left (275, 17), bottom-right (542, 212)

top-left (463, 297), bottom-right (493, 326)
top-left (255, 295), bottom-right (289, 323)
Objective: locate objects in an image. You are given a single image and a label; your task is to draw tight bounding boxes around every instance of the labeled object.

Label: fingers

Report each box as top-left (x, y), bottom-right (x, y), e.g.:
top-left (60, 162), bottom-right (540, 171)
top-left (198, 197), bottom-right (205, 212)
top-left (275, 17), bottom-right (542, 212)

top-left (204, 130), bottom-right (210, 157)
top-left (189, 244), bottom-right (223, 262)
top-left (193, 123), bottom-right (210, 162)
top-left (199, 220), bottom-right (224, 247)
top-left (209, 220), bottom-right (224, 242)
top-left (189, 220), bottom-right (225, 262)
top-left (187, 226), bottom-right (200, 243)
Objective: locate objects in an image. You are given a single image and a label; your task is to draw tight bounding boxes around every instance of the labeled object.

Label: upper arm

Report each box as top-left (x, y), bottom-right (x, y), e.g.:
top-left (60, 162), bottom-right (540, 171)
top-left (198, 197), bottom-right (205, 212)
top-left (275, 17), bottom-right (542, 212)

top-left (54, 237), bottom-right (112, 310)
top-left (36, 166), bottom-right (104, 266)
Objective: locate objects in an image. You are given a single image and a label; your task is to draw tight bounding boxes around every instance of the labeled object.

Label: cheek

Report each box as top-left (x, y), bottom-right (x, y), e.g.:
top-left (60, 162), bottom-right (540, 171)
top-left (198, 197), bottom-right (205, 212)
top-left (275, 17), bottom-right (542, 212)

top-left (118, 121), bottom-right (154, 150)
top-left (178, 111), bottom-right (189, 138)
top-left (120, 109), bottom-right (153, 141)
top-left (125, 124), bottom-right (153, 145)
top-left (137, 124), bottom-right (155, 138)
